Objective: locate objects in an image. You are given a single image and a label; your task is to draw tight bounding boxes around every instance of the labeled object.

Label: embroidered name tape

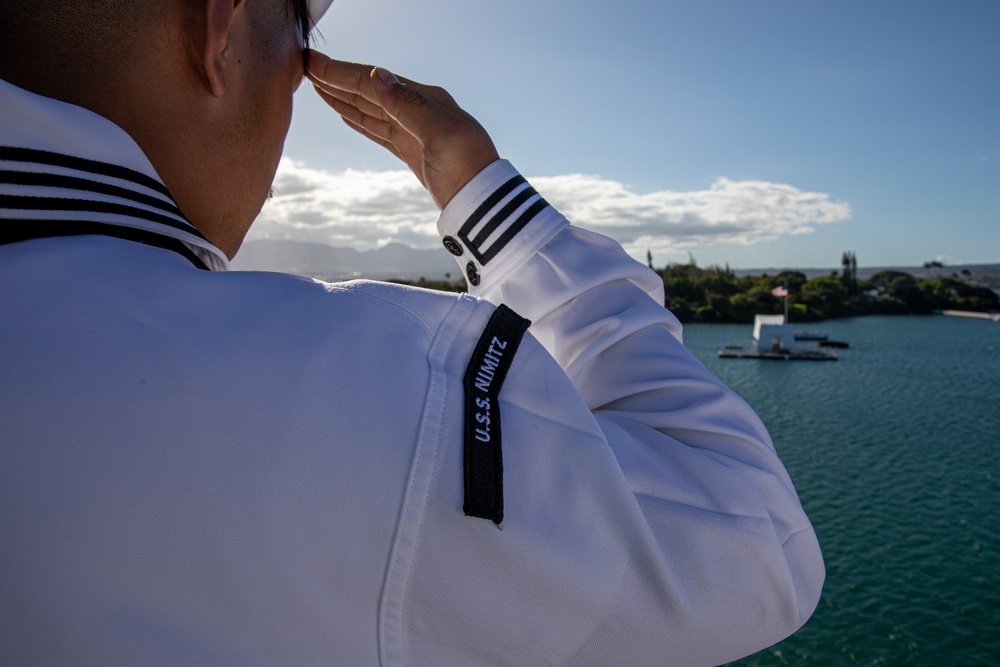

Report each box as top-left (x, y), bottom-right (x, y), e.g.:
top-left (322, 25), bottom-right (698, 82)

top-left (462, 304), bottom-right (531, 524)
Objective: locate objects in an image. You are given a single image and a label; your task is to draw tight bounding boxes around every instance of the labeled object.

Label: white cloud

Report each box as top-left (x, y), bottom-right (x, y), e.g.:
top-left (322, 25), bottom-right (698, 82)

top-left (252, 158), bottom-right (852, 258)
top-left (252, 159), bottom-right (439, 250)
top-left (530, 175), bottom-right (851, 257)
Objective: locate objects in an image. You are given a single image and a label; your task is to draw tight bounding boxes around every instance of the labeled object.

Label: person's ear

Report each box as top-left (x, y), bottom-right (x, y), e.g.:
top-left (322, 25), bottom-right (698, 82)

top-left (203, 0), bottom-right (247, 97)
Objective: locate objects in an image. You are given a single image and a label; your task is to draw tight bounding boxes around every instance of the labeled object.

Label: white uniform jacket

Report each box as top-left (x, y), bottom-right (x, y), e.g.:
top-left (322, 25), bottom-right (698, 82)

top-left (0, 77), bottom-right (824, 666)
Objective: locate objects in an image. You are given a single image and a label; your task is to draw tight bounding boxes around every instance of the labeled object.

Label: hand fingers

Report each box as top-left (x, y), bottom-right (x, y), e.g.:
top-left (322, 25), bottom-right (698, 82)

top-left (369, 68), bottom-right (444, 137)
top-left (307, 50), bottom-right (436, 146)
top-left (309, 56), bottom-right (448, 161)
top-left (306, 51), bottom-right (392, 108)
top-left (313, 78), bottom-right (424, 173)
top-left (310, 72), bottom-right (378, 113)
top-left (307, 49), bottom-right (450, 109)
top-left (339, 116), bottom-right (404, 163)
top-left (317, 90), bottom-right (399, 146)
top-left (312, 80), bottom-right (388, 125)
top-left (369, 68), bottom-right (472, 149)
top-left (306, 48), bottom-right (499, 209)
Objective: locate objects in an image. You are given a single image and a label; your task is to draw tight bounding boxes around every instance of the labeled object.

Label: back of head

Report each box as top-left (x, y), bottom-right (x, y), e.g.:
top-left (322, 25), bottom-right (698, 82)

top-left (0, 0), bottom-right (155, 111)
top-left (1, 0), bottom-right (312, 123)
top-left (1, 0), bottom-right (313, 258)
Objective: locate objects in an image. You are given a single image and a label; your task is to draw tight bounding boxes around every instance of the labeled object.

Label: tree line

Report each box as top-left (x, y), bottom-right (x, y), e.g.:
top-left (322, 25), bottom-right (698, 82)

top-left (397, 253), bottom-right (999, 324)
top-left (658, 257), bottom-right (999, 323)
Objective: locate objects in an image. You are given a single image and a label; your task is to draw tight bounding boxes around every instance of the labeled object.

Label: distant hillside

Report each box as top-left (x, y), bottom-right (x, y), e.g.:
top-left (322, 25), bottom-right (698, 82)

top-left (233, 240), bottom-right (999, 292)
top-left (232, 240), bottom-right (457, 282)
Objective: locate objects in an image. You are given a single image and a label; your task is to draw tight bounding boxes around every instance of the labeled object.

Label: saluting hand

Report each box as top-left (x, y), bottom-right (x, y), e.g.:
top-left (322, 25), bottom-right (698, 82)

top-left (306, 50), bottom-right (500, 210)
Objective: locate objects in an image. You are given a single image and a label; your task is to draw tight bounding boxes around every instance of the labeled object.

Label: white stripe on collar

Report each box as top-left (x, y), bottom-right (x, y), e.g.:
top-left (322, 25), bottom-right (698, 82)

top-left (0, 78), bottom-right (230, 272)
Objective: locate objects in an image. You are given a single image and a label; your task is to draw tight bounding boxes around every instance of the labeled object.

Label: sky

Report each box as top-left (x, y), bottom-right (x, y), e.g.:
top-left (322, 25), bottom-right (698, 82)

top-left (257, 0), bottom-right (1000, 270)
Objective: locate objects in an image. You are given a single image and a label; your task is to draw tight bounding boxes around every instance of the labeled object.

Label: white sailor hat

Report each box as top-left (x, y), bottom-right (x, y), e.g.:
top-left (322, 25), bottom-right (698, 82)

top-left (307, 0), bottom-right (335, 26)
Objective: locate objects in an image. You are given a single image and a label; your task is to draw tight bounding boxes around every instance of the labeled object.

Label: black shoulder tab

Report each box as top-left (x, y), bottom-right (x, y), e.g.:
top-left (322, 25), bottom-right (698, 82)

top-left (462, 304), bottom-right (531, 524)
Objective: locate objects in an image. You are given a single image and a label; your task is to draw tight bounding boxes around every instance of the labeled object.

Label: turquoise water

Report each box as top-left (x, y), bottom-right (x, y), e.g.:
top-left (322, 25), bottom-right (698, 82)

top-left (682, 316), bottom-right (1000, 666)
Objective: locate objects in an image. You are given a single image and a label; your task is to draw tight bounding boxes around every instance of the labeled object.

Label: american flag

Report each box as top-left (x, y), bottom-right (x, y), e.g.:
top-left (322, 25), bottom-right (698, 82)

top-left (772, 285), bottom-right (789, 297)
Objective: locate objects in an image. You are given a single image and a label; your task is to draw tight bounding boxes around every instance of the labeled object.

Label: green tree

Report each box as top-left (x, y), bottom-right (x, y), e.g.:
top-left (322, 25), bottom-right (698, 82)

top-left (799, 277), bottom-right (849, 319)
top-left (869, 271), bottom-right (925, 312)
top-left (840, 251), bottom-right (858, 297)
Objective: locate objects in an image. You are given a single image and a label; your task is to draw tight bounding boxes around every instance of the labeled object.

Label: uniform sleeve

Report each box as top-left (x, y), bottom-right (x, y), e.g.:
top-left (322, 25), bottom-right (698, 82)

top-left (436, 159), bottom-right (825, 664)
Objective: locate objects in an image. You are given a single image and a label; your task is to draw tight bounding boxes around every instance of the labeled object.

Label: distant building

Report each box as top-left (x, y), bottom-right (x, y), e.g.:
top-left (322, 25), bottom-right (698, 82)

top-left (753, 315), bottom-right (794, 351)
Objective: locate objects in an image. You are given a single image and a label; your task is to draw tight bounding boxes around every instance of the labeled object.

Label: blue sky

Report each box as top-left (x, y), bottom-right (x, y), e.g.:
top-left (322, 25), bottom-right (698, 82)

top-left (268, 0), bottom-right (999, 270)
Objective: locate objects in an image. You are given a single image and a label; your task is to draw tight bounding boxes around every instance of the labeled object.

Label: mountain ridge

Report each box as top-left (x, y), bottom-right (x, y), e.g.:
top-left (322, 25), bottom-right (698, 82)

top-left (232, 239), bottom-right (1000, 289)
top-left (232, 239), bottom-right (457, 281)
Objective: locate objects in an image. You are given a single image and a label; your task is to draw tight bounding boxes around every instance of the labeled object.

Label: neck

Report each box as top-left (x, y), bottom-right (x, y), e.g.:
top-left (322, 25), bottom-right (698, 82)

top-left (0, 41), bottom-right (251, 259)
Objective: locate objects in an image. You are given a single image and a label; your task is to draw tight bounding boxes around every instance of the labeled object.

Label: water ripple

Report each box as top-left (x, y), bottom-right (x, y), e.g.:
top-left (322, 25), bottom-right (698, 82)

top-left (684, 316), bottom-right (1000, 666)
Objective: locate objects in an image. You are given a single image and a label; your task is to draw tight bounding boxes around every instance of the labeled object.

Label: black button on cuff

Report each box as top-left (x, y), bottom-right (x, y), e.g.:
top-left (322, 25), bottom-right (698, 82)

top-left (466, 261), bottom-right (480, 287)
top-left (442, 236), bottom-right (463, 256)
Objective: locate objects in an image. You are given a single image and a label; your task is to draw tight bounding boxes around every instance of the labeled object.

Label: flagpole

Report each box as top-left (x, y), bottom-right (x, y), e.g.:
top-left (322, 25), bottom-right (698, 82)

top-left (771, 284), bottom-right (790, 322)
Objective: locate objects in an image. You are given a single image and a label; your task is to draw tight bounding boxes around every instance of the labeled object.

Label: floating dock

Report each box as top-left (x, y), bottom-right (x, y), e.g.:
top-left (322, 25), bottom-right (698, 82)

top-left (719, 314), bottom-right (840, 360)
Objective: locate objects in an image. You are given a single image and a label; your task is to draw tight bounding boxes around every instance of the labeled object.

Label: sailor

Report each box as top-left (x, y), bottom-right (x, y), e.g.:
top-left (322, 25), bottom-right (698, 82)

top-left (0, 0), bottom-right (824, 664)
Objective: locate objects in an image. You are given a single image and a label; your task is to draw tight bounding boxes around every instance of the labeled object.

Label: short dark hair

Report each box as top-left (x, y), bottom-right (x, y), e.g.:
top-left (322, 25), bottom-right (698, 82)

top-left (290, 0), bottom-right (312, 49)
top-left (249, 0), bottom-right (315, 68)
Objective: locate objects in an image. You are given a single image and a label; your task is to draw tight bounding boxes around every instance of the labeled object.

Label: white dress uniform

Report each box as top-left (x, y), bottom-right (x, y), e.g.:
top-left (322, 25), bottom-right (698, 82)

top-left (0, 74), bottom-right (823, 666)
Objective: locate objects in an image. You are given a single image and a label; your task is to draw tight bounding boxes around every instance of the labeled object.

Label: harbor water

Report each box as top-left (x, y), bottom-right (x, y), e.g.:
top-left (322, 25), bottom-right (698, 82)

top-left (681, 316), bottom-right (999, 666)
